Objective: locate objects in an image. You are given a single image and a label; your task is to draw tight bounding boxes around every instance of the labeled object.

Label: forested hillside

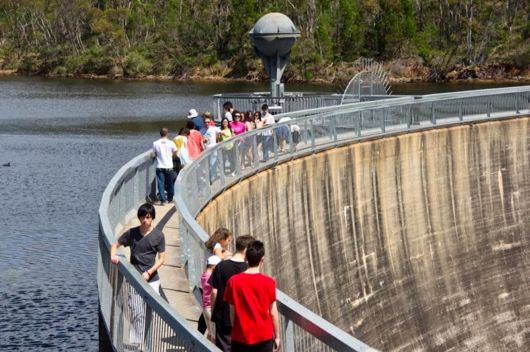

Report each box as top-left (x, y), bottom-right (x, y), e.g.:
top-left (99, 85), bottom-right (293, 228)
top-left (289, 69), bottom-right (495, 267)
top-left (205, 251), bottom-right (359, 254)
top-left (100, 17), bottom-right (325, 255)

top-left (0, 0), bottom-right (528, 82)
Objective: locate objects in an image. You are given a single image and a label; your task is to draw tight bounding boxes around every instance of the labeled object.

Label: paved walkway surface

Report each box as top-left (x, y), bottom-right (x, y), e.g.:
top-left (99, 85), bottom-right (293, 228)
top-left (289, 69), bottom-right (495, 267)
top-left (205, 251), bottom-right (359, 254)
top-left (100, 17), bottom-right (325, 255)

top-left (118, 203), bottom-right (203, 326)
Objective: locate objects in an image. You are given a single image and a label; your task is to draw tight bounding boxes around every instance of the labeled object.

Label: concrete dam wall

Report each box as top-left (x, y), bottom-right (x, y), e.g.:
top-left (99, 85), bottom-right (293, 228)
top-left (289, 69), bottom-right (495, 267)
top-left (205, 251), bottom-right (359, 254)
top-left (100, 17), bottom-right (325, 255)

top-left (197, 118), bottom-right (530, 351)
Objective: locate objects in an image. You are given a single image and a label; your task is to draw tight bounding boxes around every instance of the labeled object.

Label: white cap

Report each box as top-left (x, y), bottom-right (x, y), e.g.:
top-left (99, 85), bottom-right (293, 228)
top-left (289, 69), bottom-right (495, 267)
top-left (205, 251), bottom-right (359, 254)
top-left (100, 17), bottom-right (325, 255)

top-left (188, 109), bottom-right (199, 118)
top-left (207, 255), bottom-right (221, 266)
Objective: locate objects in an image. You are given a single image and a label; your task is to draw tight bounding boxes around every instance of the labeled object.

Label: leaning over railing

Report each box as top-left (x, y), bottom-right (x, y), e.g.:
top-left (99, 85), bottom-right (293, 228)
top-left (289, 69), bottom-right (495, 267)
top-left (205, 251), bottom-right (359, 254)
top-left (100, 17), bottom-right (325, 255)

top-left (175, 85), bottom-right (530, 351)
top-left (97, 152), bottom-right (214, 351)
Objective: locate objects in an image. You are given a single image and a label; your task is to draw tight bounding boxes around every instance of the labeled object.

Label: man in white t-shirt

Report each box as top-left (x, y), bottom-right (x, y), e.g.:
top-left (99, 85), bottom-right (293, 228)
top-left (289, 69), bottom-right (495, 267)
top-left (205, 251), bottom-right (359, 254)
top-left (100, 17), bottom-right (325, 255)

top-left (153, 128), bottom-right (177, 204)
top-left (261, 104), bottom-right (275, 161)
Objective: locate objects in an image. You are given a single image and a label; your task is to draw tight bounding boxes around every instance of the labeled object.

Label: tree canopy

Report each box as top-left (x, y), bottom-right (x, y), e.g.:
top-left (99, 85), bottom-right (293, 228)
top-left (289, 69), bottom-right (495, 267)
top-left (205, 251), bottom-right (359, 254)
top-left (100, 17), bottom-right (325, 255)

top-left (0, 0), bottom-right (528, 81)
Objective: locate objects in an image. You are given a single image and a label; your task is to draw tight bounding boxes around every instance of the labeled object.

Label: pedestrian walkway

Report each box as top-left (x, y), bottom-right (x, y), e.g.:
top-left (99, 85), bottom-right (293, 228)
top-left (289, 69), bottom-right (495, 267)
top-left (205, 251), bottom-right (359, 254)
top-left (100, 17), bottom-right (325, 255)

top-left (118, 203), bottom-right (202, 326)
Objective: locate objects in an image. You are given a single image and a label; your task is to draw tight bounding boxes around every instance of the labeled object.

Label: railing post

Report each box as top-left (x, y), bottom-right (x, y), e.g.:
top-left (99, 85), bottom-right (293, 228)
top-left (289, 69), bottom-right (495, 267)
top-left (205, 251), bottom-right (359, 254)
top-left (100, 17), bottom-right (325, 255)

top-left (331, 115), bottom-right (338, 142)
top-left (234, 141), bottom-right (241, 177)
top-left (310, 119), bottom-right (315, 150)
top-left (219, 150), bottom-right (226, 187)
top-left (144, 303), bottom-right (154, 352)
top-left (252, 135), bottom-right (259, 168)
top-left (357, 111), bottom-right (362, 137)
top-left (381, 109), bottom-right (386, 133)
top-left (272, 128), bottom-right (278, 160)
top-left (431, 102), bottom-right (436, 125)
top-left (284, 319), bottom-right (295, 352)
top-left (287, 123), bottom-right (294, 154)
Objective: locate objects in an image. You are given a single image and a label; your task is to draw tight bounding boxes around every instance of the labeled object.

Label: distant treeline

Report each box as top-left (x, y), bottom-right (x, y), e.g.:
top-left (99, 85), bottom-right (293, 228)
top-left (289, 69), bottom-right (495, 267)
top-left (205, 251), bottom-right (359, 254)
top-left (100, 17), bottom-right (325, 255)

top-left (0, 0), bottom-right (528, 81)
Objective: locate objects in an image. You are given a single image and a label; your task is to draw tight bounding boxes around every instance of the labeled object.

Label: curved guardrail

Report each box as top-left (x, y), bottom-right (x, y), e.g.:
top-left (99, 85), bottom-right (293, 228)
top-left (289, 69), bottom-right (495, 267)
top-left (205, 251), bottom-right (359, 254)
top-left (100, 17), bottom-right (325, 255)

top-left (99, 85), bottom-right (529, 352)
top-left (175, 85), bottom-right (529, 351)
top-left (97, 153), bottom-right (214, 351)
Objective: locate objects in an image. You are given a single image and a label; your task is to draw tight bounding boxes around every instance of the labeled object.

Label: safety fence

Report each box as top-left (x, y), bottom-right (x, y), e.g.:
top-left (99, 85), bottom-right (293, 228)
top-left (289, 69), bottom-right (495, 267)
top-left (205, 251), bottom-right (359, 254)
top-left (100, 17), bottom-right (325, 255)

top-left (212, 92), bottom-right (345, 120)
top-left (99, 85), bottom-right (530, 351)
top-left (98, 153), bottom-right (215, 351)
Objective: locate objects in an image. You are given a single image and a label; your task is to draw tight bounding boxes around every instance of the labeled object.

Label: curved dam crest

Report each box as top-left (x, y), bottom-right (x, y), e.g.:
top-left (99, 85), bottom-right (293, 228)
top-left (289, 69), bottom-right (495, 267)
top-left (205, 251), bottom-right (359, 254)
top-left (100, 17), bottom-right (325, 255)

top-left (197, 118), bottom-right (530, 351)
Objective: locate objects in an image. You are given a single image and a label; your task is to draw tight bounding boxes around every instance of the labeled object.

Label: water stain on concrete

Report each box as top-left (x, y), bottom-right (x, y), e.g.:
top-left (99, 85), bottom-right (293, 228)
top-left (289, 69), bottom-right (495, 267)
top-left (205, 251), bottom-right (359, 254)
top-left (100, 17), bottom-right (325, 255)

top-left (197, 117), bottom-right (530, 351)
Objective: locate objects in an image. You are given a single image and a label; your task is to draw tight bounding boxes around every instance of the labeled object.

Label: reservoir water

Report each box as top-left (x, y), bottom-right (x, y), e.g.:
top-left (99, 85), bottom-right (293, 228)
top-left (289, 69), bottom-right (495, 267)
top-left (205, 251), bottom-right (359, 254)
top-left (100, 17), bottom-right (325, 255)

top-left (0, 76), bottom-right (525, 350)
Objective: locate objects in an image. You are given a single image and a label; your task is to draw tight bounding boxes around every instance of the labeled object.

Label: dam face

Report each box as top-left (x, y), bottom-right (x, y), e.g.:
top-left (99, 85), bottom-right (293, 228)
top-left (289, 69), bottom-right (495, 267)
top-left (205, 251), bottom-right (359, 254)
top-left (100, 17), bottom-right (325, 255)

top-left (197, 118), bottom-right (530, 351)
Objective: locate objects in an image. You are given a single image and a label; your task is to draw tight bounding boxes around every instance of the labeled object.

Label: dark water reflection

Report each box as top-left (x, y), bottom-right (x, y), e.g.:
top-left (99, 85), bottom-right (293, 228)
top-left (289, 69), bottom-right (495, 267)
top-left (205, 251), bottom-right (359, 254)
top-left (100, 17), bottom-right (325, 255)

top-left (0, 76), bottom-right (525, 351)
top-left (0, 134), bottom-right (151, 350)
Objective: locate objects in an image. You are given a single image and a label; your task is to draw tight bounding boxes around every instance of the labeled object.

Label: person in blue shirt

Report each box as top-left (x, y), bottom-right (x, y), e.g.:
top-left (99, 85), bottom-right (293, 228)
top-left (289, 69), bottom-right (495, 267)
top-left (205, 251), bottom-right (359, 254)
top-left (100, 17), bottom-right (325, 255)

top-left (188, 108), bottom-right (205, 131)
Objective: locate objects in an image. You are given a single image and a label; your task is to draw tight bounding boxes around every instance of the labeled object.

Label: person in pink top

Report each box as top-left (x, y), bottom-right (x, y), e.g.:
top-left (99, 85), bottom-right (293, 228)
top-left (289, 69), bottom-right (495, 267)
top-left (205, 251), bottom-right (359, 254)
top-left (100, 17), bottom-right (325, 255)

top-left (202, 255), bottom-right (222, 342)
top-left (229, 112), bottom-right (247, 171)
top-left (185, 121), bottom-right (204, 160)
top-left (229, 111), bottom-right (247, 136)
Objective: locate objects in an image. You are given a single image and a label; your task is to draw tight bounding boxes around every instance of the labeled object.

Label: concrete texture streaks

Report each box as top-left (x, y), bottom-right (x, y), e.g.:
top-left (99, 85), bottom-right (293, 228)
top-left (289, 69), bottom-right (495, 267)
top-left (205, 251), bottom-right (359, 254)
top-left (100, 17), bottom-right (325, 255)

top-left (197, 118), bottom-right (530, 351)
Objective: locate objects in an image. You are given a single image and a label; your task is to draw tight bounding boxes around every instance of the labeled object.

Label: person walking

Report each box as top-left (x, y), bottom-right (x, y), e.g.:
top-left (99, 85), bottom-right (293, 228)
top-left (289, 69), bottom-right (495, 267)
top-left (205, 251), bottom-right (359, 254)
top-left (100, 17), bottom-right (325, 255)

top-left (201, 255), bottom-right (222, 342)
top-left (153, 128), bottom-right (177, 204)
top-left (224, 240), bottom-right (280, 352)
top-left (203, 115), bottom-right (221, 183)
top-left (260, 104), bottom-right (275, 162)
top-left (218, 117), bottom-right (236, 175)
top-left (208, 235), bottom-right (255, 351)
top-left (110, 203), bottom-right (166, 349)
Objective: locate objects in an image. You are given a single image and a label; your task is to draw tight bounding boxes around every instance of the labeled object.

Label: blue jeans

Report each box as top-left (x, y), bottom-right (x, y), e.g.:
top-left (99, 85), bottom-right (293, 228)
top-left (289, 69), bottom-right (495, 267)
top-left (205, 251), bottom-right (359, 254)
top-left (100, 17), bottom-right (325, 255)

top-left (208, 150), bottom-right (218, 183)
top-left (262, 135), bottom-right (272, 161)
top-left (156, 168), bottom-right (175, 202)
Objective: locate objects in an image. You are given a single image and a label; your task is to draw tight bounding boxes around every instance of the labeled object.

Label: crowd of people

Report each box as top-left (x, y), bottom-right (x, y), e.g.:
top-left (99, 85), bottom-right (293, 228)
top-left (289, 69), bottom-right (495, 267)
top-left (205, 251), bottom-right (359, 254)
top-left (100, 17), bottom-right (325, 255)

top-left (151, 102), bottom-right (301, 204)
top-left (110, 203), bottom-right (280, 352)
top-left (109, 103), bottom-right (292, 351)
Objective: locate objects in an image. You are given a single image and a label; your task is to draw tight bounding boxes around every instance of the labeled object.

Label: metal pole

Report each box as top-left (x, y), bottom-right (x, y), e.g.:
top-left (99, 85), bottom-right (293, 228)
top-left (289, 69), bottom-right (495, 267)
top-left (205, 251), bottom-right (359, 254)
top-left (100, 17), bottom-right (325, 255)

top-left (381, 109), bottom-right (386, 133)
top-left (431, 103), bottom-right (436, 125)
top-left (357, 112), bottom-right (362, 137)
top-left (332, 115), bottom-right (337, 142)
top-left (284, 319), bottom-right (295, 352)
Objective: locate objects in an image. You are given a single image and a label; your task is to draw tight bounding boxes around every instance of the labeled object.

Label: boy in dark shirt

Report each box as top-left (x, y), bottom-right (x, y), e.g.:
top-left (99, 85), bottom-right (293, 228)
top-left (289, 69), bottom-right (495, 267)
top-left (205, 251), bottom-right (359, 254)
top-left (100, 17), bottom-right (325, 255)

top-left (110, 203), bottom-right (166, 347)
top-left (208, 234), bottom-right (254, 351)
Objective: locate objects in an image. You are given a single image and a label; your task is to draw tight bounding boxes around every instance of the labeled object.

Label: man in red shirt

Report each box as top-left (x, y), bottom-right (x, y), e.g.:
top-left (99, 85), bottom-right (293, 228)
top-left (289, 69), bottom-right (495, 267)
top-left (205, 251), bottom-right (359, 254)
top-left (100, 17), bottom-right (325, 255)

top-left (224, 241), bottom-right (280, 352)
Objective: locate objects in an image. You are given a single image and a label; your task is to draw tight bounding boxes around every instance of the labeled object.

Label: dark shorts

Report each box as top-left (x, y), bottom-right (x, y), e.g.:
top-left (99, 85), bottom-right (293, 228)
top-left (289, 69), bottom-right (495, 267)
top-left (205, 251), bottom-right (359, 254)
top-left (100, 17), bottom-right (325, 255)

top-left (292, 130), bottom-right (300, 144)
top-left (232, 339), bottom-right (273, 352)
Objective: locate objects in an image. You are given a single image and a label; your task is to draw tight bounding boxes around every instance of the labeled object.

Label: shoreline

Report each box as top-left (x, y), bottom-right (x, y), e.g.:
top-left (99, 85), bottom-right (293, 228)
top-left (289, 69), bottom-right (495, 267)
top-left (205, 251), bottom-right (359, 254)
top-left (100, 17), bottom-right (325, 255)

top-left (1, 68), bottom-right (529, 85)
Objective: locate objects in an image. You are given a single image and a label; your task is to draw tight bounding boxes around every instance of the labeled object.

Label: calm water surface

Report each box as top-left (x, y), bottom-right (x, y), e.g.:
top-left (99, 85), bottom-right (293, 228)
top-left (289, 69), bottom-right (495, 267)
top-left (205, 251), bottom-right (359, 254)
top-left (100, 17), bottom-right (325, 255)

top-left (0, 76), bottom-right (525, 350)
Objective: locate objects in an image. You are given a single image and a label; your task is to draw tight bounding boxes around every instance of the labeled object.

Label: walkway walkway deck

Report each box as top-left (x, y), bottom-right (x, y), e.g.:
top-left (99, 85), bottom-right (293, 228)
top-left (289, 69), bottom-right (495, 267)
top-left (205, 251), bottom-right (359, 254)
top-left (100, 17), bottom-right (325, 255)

top-left (118, 203), bottom-right (203, 327)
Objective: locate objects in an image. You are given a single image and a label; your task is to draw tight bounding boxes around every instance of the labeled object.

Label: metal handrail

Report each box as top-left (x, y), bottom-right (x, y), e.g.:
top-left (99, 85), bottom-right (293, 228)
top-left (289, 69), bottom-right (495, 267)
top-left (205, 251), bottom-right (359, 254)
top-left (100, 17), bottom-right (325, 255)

top-left (212, 92), bottom-right (345, 120)
top-left (175, 85), bottom-right (529, 351)
top-left (98, 85), bottom-right (529, 352)
top-left (97, 152), bottom-right (215, 351)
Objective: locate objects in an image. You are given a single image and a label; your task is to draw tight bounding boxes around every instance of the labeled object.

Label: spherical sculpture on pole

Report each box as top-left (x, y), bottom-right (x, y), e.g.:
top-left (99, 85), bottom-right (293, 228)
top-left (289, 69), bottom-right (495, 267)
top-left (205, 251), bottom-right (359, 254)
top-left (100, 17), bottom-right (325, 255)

top-left (249, 13), bottom-right (301, 98)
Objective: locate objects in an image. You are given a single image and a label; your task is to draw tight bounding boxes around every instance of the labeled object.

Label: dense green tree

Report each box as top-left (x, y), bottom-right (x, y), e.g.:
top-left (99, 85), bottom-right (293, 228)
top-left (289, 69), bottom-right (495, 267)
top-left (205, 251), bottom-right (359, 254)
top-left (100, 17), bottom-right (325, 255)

top-left (0, 0), bottom-right (527, 80)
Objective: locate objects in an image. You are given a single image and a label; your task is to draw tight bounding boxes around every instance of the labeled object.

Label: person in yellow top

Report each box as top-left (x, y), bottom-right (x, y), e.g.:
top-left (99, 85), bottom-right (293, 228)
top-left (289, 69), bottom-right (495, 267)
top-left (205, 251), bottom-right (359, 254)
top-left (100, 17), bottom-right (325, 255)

top-left (218, 118), bottom-right (237, 176)
top-left (172, 128), bottom-right (192, 175)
